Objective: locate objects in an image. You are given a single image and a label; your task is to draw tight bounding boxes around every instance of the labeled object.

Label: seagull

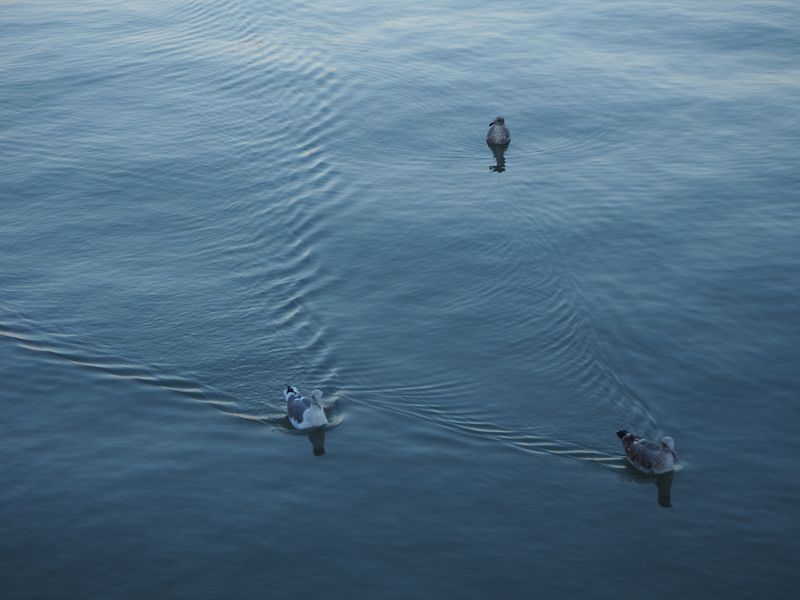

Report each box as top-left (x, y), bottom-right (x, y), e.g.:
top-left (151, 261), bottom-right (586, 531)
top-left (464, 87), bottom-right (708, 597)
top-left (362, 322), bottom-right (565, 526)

top-left (616, 430), bottom-right (677, 474)
top-left (285, 385), bottom-right (328, 429)
top-left (486, 116), bottom-right (511, 145)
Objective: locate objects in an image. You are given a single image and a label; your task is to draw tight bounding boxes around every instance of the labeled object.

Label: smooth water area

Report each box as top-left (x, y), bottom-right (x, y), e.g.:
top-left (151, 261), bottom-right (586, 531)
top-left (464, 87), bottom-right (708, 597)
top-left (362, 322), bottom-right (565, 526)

top-left (2, 1), bottom-right (799, 597)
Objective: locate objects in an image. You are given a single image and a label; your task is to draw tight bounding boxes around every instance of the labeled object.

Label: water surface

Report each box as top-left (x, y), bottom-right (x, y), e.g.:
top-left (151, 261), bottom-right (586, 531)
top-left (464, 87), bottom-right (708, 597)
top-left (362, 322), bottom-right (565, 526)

top-left (2, 1), bottom-right (799, 598)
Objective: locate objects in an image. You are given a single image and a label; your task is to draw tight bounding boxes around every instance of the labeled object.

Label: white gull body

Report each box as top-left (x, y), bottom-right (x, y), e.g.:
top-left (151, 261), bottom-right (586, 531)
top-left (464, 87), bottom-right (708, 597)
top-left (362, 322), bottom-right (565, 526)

top-left (285, 385), bottom-right (328, 429)
top-left (617, 430), bottom-right (677, 474)
top-left (486, 116), bottom-right (511, 145)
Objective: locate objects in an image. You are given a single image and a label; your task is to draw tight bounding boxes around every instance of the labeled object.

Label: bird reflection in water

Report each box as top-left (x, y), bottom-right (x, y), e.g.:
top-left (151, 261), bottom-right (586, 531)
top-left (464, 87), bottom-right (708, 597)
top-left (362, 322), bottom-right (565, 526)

top-left (307, 428), bottom-right (326, 457)
top-left (655, 471), bottom-right (674, 508)
top-left (619, 468), bottom-right (676, 508)
top-left (488, 142), bottom-right (509, 173)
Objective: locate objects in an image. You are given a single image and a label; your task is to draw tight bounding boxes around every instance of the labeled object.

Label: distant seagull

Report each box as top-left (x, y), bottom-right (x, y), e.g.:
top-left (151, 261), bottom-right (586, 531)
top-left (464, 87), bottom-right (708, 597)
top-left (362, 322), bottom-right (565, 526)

top-left (286, 384), bottom-right (328, 429)
top-left (616, 430), bottom-right (677, 474)
top-left (486, 116), bottom-right (510, 145)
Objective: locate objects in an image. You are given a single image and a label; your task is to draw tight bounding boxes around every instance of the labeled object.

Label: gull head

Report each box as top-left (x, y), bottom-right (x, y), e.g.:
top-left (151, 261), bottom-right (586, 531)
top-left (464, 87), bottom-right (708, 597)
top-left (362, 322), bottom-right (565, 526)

top-left (661, 436), bottom-right (677, 459)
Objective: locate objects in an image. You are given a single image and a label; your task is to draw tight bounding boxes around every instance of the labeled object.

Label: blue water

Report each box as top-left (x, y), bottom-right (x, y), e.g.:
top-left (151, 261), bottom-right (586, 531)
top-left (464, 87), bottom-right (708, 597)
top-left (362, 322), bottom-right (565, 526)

top-left (2, 1), bottom-right (799, 597)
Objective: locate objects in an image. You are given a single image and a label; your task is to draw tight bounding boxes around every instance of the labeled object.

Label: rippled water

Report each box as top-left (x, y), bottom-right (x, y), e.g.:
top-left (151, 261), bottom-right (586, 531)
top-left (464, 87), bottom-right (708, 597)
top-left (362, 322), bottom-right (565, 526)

top-left (2, 1), bottom-right (799, 597)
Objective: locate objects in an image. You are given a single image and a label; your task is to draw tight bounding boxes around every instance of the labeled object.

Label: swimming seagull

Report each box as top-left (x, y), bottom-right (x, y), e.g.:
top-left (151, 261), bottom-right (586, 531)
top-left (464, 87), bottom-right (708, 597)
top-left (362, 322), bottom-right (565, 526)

top-left (616, 430), bottom-right (677, 474)
top-left (286, 384), bottom-right (328, 429)
top-left (486, 116), bottom-right (511, 145)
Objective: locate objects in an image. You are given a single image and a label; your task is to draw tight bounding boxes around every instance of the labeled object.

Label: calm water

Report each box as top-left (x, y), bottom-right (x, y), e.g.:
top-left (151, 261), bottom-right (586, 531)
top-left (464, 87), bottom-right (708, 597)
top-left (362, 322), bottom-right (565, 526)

top-left (2, 1), bottom-right (799, 597)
